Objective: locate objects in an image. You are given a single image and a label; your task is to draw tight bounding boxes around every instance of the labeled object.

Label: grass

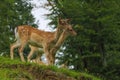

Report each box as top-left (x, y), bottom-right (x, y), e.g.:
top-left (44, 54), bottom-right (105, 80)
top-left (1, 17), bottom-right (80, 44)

top-left (0, 56), bottom-right (101, 80)
top-left (42, 65), bottom-right (101, 80)
top-left (0, 69), bottom-right (34, 80)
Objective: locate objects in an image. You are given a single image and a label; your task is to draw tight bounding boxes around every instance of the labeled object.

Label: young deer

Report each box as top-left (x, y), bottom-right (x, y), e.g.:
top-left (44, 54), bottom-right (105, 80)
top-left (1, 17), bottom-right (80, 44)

top-left (27, 21), bottom-right (77, 65)
top-left (48, 23), bottom-right (77, 64)
top-left (27, 19), bottom-right (70, 63)
top-left (10, 18), bottom-right (72, 63)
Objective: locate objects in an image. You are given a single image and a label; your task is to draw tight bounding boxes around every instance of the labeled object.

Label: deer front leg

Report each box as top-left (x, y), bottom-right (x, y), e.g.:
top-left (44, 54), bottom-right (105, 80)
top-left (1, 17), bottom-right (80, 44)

top-left (47, 49), bottom-right (56, 65)
top-left (49, 47), bottom-right (59, 64)
top-left (45, 51), bottom-right (51, 65)
top-left (46, 53), bottom-right (54, 65)
top-left (48, 53), bottom-right (55, 65)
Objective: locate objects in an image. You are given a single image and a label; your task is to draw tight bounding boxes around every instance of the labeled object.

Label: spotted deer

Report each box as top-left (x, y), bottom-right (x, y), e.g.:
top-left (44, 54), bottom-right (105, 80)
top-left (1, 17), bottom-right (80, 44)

top-left (27, 20), bottom-right (77, 65)
top-left (10, 18), bottom-right (75, 64)
top-left (48, 23), bottom-right (77, 64)
top-left (27, 18), bottom-right (70, 63)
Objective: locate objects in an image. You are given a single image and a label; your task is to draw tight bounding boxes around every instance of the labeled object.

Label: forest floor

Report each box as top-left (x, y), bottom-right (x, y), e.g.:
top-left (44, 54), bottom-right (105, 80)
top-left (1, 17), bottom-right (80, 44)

top-left (0, 56), bottom-right (101, 80)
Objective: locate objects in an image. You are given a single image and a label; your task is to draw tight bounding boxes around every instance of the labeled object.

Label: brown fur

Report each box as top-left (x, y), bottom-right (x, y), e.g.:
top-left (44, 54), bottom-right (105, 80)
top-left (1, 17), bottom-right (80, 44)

top-left (10, 18), bottom-right (77, 65)
top-left (28, 24), bottom-right (77, 65)
top-left (49, 24), bottom-right (77, 64)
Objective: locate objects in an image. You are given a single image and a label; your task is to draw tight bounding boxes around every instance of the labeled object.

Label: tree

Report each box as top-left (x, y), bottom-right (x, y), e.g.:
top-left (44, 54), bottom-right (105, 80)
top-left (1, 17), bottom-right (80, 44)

top-left (46, 0), bottom-right (120, 79)
top-left (0, 0), bottom-right (37, 56)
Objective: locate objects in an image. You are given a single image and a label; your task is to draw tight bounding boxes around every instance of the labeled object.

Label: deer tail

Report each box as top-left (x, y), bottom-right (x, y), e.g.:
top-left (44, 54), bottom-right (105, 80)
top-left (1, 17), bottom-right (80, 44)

top-left (14, 27), bottom-right (19, 41)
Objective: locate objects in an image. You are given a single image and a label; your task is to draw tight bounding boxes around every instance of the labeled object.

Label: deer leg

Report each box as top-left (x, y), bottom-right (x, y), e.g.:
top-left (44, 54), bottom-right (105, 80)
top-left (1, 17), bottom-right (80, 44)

top-left (27, 48), bottom-right (34, 62)
top-left (46, 53), bottom-right (55, 65)
top-left (49, 53), bottom-right (55, 65)
top-left (27, 45), bottom-right (38, 62)
top-left (45, 51), bottom-right (51, 65)
top-left (43, 46), bottom-right (51, 65)
top-left (28, 45), bottom-right (43, 62)
top-left (48, 54), bottom-right (54, 65)
top-left (45, 51), bottom-right (55, 65)
top-left (49, 47), bottom-right (58, 64)
top-left (10, 41), bottom-right (20, 60)
top-left (52, 54), bottom-right (55, 64)
top-left (18, 43), bottom-right (26, 62)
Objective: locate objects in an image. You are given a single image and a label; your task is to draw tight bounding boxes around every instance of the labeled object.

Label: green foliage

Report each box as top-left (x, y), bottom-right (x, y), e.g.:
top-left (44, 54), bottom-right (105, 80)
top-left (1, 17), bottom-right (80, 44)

top-left (0, 0), bottom-right (37, 55)
top-left (46, 0), bottom-right (120, 80)
top-left (0, 69), bottom-right (33, 80)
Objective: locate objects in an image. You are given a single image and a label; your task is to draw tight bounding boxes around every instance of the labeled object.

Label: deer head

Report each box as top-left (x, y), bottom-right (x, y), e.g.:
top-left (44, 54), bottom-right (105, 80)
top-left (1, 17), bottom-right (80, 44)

top-left (64, 24), bottom-right (77, 36)
top-left (58, 18), bottom-right (76, 36)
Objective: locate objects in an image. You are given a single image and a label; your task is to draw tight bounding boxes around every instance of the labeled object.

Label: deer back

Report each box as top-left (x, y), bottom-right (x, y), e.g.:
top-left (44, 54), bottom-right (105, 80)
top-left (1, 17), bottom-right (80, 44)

top-left (16, 25), bottom-right (55, 47)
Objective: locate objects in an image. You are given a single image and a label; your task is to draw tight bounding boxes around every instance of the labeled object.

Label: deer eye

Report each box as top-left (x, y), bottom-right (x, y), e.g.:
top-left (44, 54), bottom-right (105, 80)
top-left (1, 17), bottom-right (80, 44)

top-left (69, 29), bottom-right (73, 31)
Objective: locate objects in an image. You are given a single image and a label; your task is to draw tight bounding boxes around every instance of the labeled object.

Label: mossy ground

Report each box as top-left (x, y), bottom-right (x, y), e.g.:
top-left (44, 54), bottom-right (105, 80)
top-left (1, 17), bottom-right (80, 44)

top-left (0, 56), bottom-right (101, 80)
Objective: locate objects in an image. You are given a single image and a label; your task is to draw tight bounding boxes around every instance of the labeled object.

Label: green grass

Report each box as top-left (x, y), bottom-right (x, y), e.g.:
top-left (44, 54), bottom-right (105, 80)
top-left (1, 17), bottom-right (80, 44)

top-left (0, 69), bottom-right (34, 80)
top-left (0, 56), bottom-right (101, 80)
top-left (42, 65), bottom-right (101, 80)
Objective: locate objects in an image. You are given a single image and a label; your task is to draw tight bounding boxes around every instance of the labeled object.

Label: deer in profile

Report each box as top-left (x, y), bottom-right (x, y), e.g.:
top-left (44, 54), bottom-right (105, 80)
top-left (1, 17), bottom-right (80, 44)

top-left (27, 20), bottom-right (77, 65)
top-left (10, 18), bottom-right (75, 65)
top-left (27, 19), bottom-right (70, 63)
top-left (48, 23), bottom-right (77, 64)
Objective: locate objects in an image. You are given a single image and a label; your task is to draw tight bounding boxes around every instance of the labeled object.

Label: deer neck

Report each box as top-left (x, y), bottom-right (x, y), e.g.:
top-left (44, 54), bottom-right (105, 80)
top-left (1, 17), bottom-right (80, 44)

top-left (54, 30), bottom-right (68, 49)
top-left (50, 30), bottom-right (68, 55)
top-left (54, 25), bottom-right (63, 42)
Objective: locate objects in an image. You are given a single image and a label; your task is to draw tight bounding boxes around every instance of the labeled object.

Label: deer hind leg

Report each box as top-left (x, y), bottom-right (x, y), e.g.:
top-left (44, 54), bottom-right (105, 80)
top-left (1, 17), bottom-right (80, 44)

top-left (10, 41), bottom-right (20, 60)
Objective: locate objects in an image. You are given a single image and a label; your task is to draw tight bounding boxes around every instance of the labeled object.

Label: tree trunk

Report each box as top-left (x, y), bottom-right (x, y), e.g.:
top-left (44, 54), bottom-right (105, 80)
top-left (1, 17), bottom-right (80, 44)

top-left (99, 42), bottom-right (107, 67)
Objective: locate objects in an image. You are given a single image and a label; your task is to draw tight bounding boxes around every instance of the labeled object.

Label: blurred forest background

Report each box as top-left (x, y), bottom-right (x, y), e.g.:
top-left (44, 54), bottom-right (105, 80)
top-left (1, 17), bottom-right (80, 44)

top-left (0, 0), bottom-right (120, 80)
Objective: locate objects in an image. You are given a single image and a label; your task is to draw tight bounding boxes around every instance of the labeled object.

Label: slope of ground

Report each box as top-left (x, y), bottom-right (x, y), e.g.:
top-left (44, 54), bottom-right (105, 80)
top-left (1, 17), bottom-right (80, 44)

top-left (0, 56), bottom-right (101, 80)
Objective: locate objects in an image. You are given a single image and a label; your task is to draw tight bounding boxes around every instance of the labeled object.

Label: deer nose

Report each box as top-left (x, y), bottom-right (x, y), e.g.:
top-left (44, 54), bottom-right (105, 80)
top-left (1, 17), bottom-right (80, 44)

top-left (73, 31), bottom-right (77, 36)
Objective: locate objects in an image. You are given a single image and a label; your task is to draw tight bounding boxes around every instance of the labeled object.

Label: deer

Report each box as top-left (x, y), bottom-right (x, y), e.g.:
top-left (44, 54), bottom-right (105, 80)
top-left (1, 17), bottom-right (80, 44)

top-left (27, 19), bottom-right (70, 63)
top-left (27, 21), bottom-right (77, 65)
top-left (48, 23), bottom-right (77, 64)
top-left (10, 18), bottom-right (74, 64)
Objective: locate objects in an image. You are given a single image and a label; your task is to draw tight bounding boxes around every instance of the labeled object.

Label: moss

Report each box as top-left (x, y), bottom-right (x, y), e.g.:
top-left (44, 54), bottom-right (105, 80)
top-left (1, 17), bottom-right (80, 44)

top-left (0, 56), bottom-right (101, 80)
top-left (0, 69), bottom-right (34, 80)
